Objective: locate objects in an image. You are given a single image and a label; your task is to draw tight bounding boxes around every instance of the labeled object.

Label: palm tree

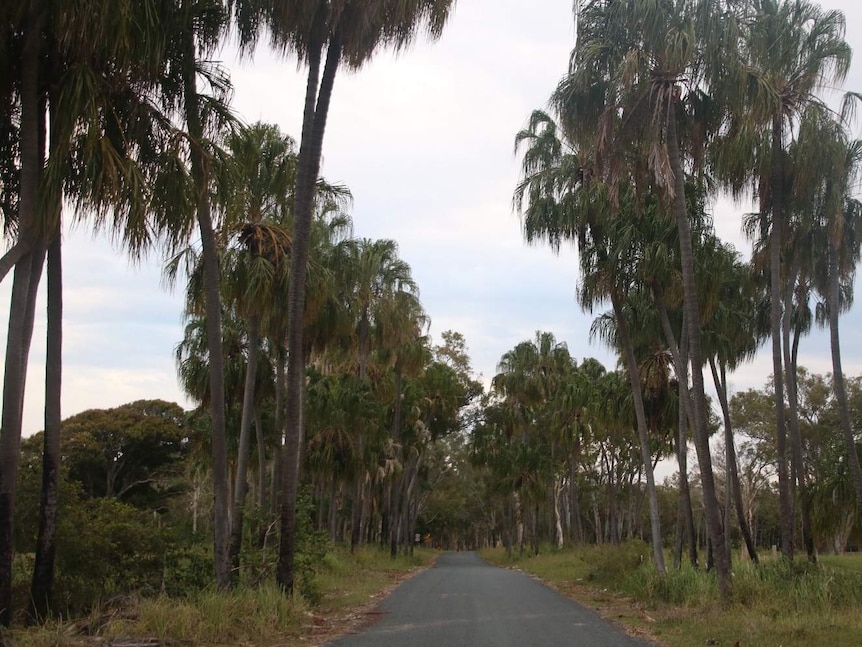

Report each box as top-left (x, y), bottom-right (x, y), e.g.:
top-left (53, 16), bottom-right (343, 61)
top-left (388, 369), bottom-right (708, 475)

top-left (0, 4), bottom-right (48, 623)
top-left (340, 237), bottom-right (417, 549)
top-left (514, 107), bottom-right (666, 572)
top-left (251, 0), bottom-right (456, 593)
top-left (800, 109), bottom-right (862, 515)
top-left (699, 235), bottom-right (760, 565)
top-left (717, 0), bottom-right (852, 560)
top-left (377, 291), bottom-right (430, 556)
top-left (157, 0), bottom-right (235, 589)
top-left (219, 122), bottom-right (296, 571)
top-left (3, 0), bottom-right (184, 620)
top-left (554, 0), bottom-right (732, 592)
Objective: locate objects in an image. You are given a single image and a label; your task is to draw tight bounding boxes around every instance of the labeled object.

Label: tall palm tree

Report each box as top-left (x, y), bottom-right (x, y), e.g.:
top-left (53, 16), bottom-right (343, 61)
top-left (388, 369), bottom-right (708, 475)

top-left (255, 0), bottom-right (456, 593)
top-left (3, 0), bottom-right (183, 620)
top-left (340, 237), bottom-right (417, 549)
top-left (554, 0), bottom-right (732, 593)
top-left (699, 235), bottom-right (761, 564)
top-left (159, 0), bottom-right (235, 589)
top-left (717, 0), bottom-right (852, 560)
top-left (800, 109), bottom-right (862, 514)
top-left (219, 122), bottom-right (296, 571)
top-left (0, 4), bottom-right (47, 624)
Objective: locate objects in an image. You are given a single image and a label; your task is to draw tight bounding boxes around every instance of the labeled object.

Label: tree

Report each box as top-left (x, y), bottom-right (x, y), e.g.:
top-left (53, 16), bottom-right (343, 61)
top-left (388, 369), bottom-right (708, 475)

top-left (718, 0), bottom-right (852, 560)
top-left (544, 0), bottom-right (735, 592)
top-left (220, 122), bottom-right (296, 571)
top-left (513, 108), bottom-right (666, 572)
top-left (252, 0), bottom-right (457, 593)
top-left (803, 110), bottom-right (862, 515)
top-left (3, 0), bottom-right (188, 621)
top-left (154, 0), bottom-right (235, 589)
top-left (59, 401), bottom-right (188, 506)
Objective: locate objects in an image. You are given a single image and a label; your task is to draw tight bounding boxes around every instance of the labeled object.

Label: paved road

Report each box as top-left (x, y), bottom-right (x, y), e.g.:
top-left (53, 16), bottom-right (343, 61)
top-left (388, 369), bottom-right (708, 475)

top-left (329, 552), bottom-right (654, 647)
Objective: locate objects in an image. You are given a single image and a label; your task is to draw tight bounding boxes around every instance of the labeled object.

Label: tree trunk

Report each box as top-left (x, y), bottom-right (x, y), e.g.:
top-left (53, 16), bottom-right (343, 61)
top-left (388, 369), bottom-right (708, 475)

top-left (255, 412), bottom-right (266, 511)
top-left (781, 270), bottom-right (815, 562)
top-left (29, 234), bottom-right (62, 622)
top-left (768, 115), bottom-right (794, 561)
top-left (568, 442), bottom-right (583, 543)
top-left (271, 343), bottom-right (285, 518)
top-left (655, 286), bottom-right (697, 568)
top-left (389, 368), bottom-right (404, 558)
top-left (229, 314), bottom-right (261, 569)
top-left (0, 243), bottom-right (32, 285)
top-left (278, 29), bottom-right (341, 592)
top-left (666, 106), bottom-right (729, 596)
top-left (181, 17), bottom-right (230, 590)
top-left (710, 358), bottom-right (759, 565)
top-left (610, 293), bottom-right (665, 574)
top-left (0, 5), bottom-right (44, 624)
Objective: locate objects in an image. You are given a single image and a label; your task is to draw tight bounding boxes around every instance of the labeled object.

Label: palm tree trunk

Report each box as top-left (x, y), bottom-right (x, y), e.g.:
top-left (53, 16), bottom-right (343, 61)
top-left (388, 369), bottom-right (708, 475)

top-left (389, 368), bottom-right (404, 557)
top-left (29, 234), bottom-right (62, 621)
top-left (610, 292), bottom-right (665, 574)
top-left (181, 16), bottom-right (230, 590)
top-left (271, 343), bottom-right (285, 518)
top-left (781, 270), bottom-right (815, 562)
top-left (710, 358), bottom-right (759, 565)
top-left (255, 411), bottom-right (266, 511)
top-left (0, 6), bottom-right (44, 623)
top-left (654, 285), bottom-right (699, 568)
top-left (229, 314), bottom-right (261, 569)
top-left (666, 106), bottom-right (729, 596)
top-left (0, 243), bottom-right (32, 285)
top-left (828, 234), bottom-right (862, 512)
top-left (679, 318), bottom-right (698, 568)
top-left (278, 27), bottom-right (342, 592)
top-left (769, 115), bottom-right (794, 561)
top-left (568, 443), bottom-right (583, 543)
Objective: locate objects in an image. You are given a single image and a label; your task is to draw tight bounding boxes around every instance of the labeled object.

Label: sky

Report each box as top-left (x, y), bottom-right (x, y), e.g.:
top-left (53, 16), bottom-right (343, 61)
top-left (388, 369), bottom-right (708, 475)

top-left (4, 0), bottom-right (862, 438)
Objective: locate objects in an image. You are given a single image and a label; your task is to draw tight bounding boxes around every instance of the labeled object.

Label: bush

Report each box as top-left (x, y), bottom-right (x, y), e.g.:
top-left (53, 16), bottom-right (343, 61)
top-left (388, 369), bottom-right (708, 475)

top-left (162, 541), bottom-right (214, 598)
top-left (53, 497), bottom-right (170, 615)
top-left (584, 541), bottom-right (650, 584)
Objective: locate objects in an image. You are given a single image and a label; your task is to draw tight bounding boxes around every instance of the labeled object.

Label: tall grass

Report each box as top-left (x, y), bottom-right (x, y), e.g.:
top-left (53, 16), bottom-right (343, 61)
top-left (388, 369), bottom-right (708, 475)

top-left (12, 545), bottom-right (436, 647)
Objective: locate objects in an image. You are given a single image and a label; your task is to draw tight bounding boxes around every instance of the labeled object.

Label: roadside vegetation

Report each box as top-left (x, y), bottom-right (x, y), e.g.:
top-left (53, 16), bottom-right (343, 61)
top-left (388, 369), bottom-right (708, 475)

top-left (10, 546), bottom-right (434, 647)
top-left (483, 544), bottom-right (862, 647)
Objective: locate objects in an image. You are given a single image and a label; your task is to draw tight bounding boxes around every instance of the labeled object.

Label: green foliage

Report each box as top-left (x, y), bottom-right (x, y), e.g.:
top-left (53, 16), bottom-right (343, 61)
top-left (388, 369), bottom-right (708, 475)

top-left (52, 497), bottom-right (170, 615)
top-left (59, 399), bottom-right (188, 506)
top-left (161, 542), bottom-right (214, 598)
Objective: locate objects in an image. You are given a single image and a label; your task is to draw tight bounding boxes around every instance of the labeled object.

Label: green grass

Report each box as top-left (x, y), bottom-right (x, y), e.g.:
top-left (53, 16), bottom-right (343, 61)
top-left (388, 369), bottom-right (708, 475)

top-left (10, 546), bottom-right (437, 647)
top-left (482, 544), bottom-right (862, 647)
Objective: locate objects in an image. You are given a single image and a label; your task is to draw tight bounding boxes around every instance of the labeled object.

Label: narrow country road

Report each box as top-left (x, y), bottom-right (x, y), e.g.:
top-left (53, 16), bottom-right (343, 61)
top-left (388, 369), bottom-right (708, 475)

top-left (329, 552), bottom-right (655, 647)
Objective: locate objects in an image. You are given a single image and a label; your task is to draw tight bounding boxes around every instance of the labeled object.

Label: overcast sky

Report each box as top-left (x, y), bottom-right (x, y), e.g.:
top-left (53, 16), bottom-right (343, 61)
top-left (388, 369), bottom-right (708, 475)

top-left (4, 0), bottom-right (862, 437)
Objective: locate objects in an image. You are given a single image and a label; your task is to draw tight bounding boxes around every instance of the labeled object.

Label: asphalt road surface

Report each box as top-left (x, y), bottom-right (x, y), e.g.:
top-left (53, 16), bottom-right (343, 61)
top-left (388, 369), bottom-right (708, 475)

top-left (329, 551), bottom-right (655, 647)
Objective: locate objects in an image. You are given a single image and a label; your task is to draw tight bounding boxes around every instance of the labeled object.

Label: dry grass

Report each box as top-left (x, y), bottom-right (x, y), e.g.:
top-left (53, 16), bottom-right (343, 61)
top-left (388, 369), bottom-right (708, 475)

top-left (9, 546), bottom-right (437, 647)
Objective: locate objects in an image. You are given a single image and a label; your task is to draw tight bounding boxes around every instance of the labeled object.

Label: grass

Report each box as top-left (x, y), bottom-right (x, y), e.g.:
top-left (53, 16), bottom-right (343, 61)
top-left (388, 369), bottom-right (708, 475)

top-left (9, 546), bottom-right (437, 647)
top-left (481, 544), bottom-right (862, 647)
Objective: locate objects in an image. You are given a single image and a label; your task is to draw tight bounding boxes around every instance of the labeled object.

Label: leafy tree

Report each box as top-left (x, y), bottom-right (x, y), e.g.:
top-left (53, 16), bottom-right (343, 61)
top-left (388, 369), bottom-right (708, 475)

top-left (59, 400), bottom-right (188, 507)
